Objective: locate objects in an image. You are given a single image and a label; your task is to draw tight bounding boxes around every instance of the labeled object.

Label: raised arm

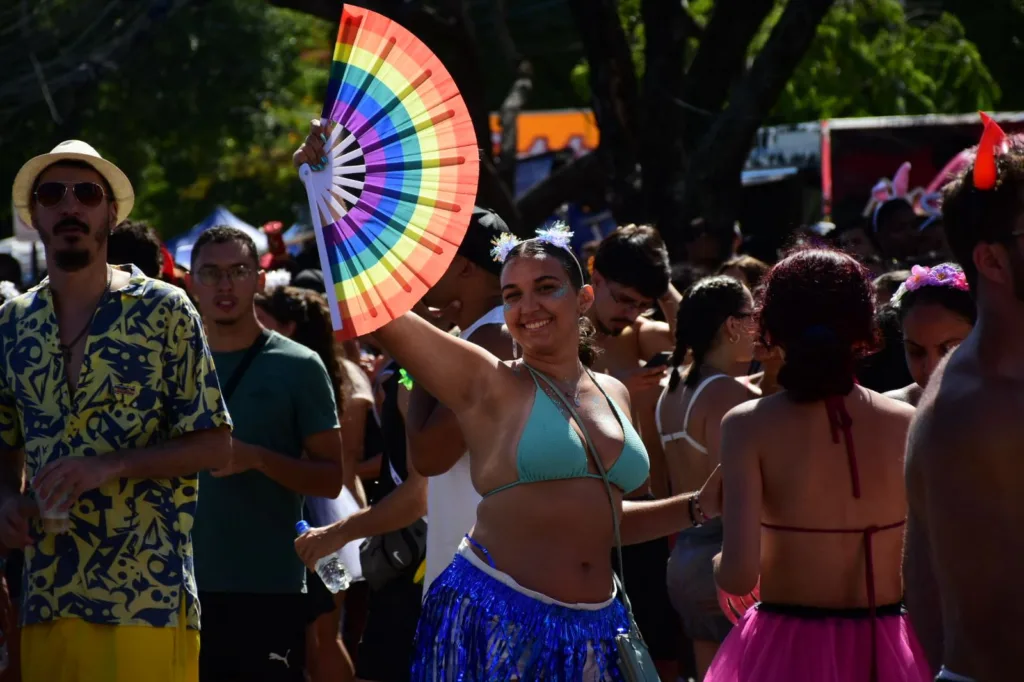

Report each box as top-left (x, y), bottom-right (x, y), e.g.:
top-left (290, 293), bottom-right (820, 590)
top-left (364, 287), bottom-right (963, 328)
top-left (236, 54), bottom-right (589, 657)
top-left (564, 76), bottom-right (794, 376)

top-left (408, 324), bottom-right (512, 476)
top-left (714, 405), bottom-right (762, 596)
top-left (374, 311), bottom-right (503, 417)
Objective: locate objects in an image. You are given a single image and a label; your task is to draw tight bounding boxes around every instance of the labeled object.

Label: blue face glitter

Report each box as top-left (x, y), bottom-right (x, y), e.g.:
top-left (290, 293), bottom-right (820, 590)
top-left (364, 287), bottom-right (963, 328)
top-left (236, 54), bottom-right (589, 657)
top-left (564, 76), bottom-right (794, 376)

top-left (550, 283), bottom-right (569, 299)
top-left (503, 301), bottom-right (513, 313)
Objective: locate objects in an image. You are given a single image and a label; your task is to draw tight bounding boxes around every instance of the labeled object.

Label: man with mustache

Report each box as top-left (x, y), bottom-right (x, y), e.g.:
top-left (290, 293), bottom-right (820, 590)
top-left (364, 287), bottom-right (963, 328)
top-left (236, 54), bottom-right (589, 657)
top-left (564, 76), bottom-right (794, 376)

top-left (0, 141), bottom-right (232, 682)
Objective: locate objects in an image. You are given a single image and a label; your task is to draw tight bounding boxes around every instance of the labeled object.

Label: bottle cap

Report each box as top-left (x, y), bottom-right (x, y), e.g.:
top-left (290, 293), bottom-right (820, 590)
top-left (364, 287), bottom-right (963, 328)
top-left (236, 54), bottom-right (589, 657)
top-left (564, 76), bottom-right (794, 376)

top-left (295, 520), bottom-right (311, 534)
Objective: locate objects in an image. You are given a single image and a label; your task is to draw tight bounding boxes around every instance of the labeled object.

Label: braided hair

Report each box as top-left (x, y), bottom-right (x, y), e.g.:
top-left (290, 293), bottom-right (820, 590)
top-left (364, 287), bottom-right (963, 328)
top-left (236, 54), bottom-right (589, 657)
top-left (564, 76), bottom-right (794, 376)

top-left (254, 286), bottom-right (350, 409)
top-left (668, 276), bottom-right (749, 392)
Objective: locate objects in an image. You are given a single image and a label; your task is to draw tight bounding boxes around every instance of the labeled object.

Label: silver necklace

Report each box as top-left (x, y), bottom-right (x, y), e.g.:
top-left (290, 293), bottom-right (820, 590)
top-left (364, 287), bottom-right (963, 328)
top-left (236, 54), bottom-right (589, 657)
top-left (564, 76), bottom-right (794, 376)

top-left (556, 361), bottom-right (585, 407)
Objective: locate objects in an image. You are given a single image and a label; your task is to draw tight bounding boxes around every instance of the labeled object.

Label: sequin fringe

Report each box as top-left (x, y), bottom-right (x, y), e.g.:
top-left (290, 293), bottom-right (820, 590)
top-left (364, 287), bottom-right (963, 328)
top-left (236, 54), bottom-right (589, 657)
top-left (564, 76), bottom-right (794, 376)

top-left (411, 554), bottom-right (629, 681)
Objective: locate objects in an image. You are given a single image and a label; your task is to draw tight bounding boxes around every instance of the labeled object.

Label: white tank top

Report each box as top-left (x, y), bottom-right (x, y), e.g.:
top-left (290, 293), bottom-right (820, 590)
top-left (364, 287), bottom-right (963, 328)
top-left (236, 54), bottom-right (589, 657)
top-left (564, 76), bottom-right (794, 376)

top-left (423, 305), bottom-right (505, 592)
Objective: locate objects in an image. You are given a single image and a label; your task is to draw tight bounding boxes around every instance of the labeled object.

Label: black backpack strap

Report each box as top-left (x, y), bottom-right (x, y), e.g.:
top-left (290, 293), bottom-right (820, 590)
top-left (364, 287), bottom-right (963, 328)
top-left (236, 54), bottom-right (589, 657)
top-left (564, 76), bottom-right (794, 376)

top-left (222, 330), bottom-right (271, 403)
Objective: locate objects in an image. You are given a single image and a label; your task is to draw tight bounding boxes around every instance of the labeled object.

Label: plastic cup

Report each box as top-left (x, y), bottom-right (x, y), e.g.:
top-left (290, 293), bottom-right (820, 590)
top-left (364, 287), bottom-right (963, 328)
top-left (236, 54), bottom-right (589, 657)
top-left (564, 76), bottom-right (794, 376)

top-left (39, 493), bottom-right (70, 534)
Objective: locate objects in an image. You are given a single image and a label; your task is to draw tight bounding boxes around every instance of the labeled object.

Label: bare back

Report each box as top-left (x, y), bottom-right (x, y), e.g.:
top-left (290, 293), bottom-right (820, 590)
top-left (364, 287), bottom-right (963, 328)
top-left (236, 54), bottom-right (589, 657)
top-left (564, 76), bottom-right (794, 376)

top-left (658, 375), bottom-right (749, 495)
top-left (907, 339), bottom-right (1024, 679)
top-left (749, 387), bottom-right (913, 608)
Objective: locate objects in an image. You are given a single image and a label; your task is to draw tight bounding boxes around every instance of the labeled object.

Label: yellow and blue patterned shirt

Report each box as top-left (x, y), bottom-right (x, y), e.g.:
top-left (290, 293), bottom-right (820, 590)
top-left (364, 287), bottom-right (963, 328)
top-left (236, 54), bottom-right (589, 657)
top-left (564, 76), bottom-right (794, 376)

top-left (0, 265), bottom-right (231, 630)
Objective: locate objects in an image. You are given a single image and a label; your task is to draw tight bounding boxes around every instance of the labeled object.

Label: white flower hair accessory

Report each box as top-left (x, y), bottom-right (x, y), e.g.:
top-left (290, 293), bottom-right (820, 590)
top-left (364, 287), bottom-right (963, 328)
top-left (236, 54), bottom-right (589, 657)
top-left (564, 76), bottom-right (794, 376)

top-left (489, 233), bottom-right (522, 263)
top-left (489, 222), bottom-right (577, 264)
top-left (0, 281), bottom-right (19, 301)
top-left (534, 221), bottom-right (574, 251)
top-left (264, 269), bottom-right (293, 291)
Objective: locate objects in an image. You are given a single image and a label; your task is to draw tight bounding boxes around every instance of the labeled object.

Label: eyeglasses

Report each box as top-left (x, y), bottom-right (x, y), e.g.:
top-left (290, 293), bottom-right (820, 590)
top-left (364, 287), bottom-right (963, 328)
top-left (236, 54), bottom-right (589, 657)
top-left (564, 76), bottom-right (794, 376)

top-left (34, 182), bottom-right (106, 208)
top-left (608, 287), bottom-right (655, 315)
top-left (196, 264), bottom-right (256, 286)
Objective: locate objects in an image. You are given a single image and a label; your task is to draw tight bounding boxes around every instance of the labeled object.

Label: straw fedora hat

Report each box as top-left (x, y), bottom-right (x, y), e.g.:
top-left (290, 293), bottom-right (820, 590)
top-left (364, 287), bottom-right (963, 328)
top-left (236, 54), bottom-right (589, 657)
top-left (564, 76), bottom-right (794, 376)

top-left (12, 140), bottom-right (134, 227)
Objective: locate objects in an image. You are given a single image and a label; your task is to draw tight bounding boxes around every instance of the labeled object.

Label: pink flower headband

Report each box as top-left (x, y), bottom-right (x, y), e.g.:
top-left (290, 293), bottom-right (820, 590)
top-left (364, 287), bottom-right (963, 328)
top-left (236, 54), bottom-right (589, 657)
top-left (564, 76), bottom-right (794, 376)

top-left (889, 263), bottom-right (968, 308)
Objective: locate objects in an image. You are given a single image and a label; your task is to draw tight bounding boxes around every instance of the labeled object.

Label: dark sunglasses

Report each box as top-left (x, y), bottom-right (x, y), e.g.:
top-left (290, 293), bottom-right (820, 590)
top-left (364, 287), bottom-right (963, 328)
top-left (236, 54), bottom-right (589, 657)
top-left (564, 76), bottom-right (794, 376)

top-left (196, 264), bottom-right (256, 287)
top-left (34, 182), bottom-right (107, 208)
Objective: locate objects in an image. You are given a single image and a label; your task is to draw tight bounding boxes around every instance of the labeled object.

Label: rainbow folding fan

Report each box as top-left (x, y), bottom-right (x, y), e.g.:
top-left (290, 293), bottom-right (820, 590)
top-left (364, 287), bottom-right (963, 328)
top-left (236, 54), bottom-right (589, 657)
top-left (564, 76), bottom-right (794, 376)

top-left (299, 4), bottom-right (480, 339)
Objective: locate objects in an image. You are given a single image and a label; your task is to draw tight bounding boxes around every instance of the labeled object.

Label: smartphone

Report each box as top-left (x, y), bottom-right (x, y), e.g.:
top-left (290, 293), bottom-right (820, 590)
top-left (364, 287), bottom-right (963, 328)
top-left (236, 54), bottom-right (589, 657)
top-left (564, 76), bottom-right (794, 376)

top-left (646, 352), bottom-right (672, 368)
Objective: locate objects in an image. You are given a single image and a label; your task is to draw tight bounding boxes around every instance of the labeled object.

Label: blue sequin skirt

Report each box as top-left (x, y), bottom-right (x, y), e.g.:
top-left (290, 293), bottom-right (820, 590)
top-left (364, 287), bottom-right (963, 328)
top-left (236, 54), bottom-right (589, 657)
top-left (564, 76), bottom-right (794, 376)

top-left (411, 539), bottom-right (629, 681)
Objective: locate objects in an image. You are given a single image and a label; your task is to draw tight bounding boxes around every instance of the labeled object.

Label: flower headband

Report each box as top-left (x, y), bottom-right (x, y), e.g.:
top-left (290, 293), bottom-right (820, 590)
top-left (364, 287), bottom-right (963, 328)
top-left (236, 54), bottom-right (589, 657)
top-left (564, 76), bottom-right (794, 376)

top-left (890, 263), bottom-right (968, 308)
top-left (0, 281), bottom-right (20, 301)
top-left (264, 269), bottom-right (293, 291)
top-left (490, 222), bottom-right (575, 262)
top-left (490, 222), bottom-right (584, 282)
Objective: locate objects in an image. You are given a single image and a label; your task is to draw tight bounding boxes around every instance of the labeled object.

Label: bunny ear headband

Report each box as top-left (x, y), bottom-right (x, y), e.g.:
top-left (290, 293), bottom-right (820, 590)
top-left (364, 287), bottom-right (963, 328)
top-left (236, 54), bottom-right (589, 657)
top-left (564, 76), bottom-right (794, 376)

top-left (868, 161), bottom-right (914, 231)
top-left (490, 221), bottom-right (584, 280)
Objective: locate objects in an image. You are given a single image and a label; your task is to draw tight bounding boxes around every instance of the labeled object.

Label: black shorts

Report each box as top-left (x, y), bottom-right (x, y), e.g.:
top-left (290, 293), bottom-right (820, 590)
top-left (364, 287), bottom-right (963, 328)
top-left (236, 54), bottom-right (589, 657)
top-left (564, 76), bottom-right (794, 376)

top-left (619, 535), bottom-right (680, 660)
top-left (355, 576), bottom-right (423, 681)
top-left (199, 592), bottom-right (309, 682)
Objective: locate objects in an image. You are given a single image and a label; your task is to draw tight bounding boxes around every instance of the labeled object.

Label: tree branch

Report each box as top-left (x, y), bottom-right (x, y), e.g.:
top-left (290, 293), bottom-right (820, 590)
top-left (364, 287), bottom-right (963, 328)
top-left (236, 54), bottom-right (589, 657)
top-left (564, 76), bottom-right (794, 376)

top-left (640, 0), bottom-right (691, 237)
top-left (679, 0), bottom-right (775, 151)
top-left (669, 0), bottom-right (836, 260)
top-left (565, 0), bottom-right (642, 221)
top-left (498, 60), bottom-right (533, 194)
top-left (516, 153), bottom-right (604, 233)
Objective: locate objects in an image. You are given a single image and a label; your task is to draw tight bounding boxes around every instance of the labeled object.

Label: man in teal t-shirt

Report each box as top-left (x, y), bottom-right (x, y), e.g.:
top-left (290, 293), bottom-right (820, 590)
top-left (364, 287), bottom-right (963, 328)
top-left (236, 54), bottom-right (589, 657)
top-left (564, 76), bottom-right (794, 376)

top-left (189, 227), bottom-right (343, 682)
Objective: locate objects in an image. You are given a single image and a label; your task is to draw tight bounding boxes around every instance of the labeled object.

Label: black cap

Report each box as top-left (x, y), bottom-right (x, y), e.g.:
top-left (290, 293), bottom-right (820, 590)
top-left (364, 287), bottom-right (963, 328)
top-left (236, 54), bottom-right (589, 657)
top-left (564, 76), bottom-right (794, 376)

top-left (458, 207), bottom-right (510, 276)
top-left (293, 268), bottom-right (326, 294)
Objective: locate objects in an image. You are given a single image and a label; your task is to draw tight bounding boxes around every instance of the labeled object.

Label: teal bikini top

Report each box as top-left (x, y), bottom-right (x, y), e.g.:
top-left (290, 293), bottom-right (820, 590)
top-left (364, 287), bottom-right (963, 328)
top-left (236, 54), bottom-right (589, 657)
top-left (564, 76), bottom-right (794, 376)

top-left (483, 365), bottom-right (650, 498)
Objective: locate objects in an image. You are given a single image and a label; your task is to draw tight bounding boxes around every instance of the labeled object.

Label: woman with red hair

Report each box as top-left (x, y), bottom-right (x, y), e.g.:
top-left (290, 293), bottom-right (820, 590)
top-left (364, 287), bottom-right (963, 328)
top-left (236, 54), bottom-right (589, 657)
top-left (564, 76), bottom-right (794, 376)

top-left (707, 249), bottom-right (930, 682)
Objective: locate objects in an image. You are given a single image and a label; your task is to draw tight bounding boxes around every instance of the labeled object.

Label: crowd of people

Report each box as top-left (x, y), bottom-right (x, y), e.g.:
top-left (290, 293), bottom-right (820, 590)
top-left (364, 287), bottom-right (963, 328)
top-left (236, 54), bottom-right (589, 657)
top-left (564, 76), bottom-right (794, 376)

top-left (0, 114), bottom-right (1017, 682)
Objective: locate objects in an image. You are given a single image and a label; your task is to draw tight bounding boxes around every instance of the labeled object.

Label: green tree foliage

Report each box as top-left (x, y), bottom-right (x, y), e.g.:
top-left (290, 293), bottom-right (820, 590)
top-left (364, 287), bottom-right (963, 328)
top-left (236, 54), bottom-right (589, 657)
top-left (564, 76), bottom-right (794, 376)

top-left (570, 0), bottom-right (998, 123)
top-left (775, 0), bottom-right (998, 121)
top-left (1, 1), bottom-right (332, 239)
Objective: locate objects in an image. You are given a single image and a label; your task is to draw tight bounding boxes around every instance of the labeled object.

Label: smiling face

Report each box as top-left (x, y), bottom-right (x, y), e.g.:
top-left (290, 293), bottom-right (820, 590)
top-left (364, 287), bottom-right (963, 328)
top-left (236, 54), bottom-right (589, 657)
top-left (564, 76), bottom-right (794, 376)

top-left (500, 252), bottom-right (593, 359)
top-left (190, 239), bottom-right (264, 327)
top-left (901, 301), bottom-right (973, 388)
top-left (30, 163), bottom-right (117, 273)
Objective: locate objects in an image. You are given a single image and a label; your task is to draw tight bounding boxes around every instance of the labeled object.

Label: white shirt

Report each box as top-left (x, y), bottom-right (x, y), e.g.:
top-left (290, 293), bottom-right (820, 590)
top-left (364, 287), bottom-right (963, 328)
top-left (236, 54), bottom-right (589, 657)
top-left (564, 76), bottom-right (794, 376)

top-left (423, 305), bottom-right (505, 591)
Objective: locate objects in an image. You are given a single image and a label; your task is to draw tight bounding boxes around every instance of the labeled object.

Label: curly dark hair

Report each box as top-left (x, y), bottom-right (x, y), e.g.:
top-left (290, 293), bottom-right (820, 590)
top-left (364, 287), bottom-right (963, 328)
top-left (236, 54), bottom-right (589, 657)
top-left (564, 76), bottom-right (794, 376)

top-left (759, 248), bottom-right (877, 402)
top-left (503, 239), bottom-right (600, 367)
top-left (668, 276), bottom-right (749, 392)
top-left (255, 286), bottom-right (350, 409)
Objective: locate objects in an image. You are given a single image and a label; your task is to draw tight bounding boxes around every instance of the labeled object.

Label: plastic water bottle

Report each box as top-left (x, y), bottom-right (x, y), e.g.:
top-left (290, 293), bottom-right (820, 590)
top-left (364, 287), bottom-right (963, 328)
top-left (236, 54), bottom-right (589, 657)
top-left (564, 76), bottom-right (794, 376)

top-left (296, 520), bottom-right (351, 593)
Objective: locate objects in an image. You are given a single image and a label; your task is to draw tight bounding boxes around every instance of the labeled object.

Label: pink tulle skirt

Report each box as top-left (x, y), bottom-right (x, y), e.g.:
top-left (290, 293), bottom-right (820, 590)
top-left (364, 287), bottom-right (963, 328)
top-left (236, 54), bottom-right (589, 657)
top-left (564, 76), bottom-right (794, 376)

top-left (705, 603), bottom-right (932, 682)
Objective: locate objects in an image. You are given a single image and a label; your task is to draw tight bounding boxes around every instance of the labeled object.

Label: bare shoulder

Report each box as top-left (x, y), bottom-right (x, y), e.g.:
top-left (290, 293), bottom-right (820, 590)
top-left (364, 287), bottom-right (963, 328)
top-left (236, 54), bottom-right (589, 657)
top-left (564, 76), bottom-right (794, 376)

top-left (593, 371), bottom-right (632, 411)
top-left (882, 384), bottom-right (918, 406)
top-left (341, 359), bottom-right (373, 403)
top-left (706, 374), bottom-right (757, 403)
top-left (863, 386), bottom-right (916, 422)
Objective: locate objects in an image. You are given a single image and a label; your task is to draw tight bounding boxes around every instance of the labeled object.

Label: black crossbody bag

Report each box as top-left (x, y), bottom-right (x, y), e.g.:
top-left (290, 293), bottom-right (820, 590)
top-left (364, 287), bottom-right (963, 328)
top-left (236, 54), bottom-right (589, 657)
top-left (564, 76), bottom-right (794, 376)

top-left (221, 330), bottom-right (271, 403)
